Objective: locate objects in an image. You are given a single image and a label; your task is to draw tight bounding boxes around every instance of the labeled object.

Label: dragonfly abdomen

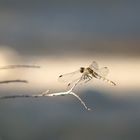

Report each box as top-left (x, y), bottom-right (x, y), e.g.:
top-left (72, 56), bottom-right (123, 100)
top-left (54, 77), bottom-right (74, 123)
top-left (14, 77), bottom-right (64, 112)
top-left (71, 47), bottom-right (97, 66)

top-left (90, 66), bottom-right (116, 86)
top-left (99, 76), bottom-right (116, 86)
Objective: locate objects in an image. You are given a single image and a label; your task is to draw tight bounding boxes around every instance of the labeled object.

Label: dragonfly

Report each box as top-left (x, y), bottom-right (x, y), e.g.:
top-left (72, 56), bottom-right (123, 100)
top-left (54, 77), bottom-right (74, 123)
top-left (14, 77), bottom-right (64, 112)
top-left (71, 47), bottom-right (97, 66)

top-left (58, 61), bottom-right (116, 87)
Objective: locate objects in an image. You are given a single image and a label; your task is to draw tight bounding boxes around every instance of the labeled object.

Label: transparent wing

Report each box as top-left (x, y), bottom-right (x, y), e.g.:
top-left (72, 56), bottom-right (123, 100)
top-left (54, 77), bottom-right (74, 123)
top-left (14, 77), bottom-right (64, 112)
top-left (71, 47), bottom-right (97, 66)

top-left (66, 74), bottom-right (91, 89)
top-left (89, 61), bottom-right (116, 86)
top-left (58, 69), bottom-right (82, 83)
top-left (98, 67), bottom-right (109, 77)
top-left (89, 61), bottom-right (99, 71)
top-left (67, 77), bottom-right (83, 88)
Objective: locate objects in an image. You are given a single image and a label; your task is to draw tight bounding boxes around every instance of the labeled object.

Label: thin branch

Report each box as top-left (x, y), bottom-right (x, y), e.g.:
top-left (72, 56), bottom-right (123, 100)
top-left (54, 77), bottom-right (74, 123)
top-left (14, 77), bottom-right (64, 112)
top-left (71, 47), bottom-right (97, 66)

top-left (34, 78), bottom-right (91, 110)
top-left (40, 78), bottom-right (82, 97)
top-left (0, 80), bottom-right (28, 84)
top-left (0, 78), bottom-right (91, 110)
top-left (0, 65), bottom-right (41, 70)
top-left (70, 92), bottom-right (91, 110)
top-left (0, 95), bottom-right (32, 99)
top-left (38, 91), bottom-right (91, 110)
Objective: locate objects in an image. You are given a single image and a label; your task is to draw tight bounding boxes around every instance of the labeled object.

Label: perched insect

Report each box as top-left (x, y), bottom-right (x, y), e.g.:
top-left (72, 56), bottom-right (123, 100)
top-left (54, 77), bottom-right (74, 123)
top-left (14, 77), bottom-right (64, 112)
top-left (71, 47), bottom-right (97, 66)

top-left (58, 61), bottom-right (116, 87)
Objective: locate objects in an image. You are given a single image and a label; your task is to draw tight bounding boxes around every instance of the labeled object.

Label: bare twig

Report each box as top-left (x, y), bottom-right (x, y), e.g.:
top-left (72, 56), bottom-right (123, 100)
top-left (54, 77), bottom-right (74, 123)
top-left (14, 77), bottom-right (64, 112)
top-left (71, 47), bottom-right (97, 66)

top-left (0, 80), bottom-right (28, 84)
top-left (0, 78), bottom-right (91, 110)
top-left (70, 92), bottom-right (91, 110)
top-left (35, 78), bottom-right (91, 110)
top-left (40, 90), bottom-right (91, 110)
top-left (0, 65), bottom-right (41, 70)
top-left (0, 95), bottom-right (31, 99)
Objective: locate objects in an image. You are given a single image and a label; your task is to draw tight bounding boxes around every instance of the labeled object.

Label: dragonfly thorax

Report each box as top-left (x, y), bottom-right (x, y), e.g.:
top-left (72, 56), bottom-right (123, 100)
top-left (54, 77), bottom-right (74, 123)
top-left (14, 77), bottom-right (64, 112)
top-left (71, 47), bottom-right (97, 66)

top-left (86, 67), bottom-right (99, 78)
top-left (80, 67), bottom-right (94, 75)
top-left (86, 67), bottom-right (93, 74)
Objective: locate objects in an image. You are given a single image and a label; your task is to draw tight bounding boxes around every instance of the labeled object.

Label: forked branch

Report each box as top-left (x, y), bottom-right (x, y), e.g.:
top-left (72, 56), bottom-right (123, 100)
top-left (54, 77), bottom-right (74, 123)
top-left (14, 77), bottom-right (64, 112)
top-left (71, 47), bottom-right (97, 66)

top-left (0, 78), bottom-right (91, 110)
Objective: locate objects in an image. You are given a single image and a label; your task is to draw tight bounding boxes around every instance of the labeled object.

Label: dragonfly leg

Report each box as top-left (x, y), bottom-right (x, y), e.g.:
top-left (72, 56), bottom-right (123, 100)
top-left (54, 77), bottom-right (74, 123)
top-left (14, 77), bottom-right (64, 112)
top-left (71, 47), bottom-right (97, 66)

top-left (88, 75), bottom-right (92, 79)
top-left (84, 75), bottom-right (92, 83)
top-left (67, 77), bottom-right (83, 87)
top-left (83, 75), bottom-right (87, 80)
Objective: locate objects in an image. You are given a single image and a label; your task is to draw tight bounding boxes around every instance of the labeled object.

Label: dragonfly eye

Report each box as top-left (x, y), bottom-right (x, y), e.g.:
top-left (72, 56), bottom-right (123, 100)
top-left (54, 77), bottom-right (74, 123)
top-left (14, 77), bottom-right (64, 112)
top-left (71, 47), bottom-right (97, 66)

top-left (59, 75), bottom-right (63, 77)
top-left (80, 67), bottom-right (85, 73)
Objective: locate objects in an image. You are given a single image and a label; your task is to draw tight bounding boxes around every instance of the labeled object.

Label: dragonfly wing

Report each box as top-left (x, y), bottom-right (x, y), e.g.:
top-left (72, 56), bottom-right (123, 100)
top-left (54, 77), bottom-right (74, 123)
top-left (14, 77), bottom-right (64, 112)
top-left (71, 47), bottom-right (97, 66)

top-left (58, 69), bottom-right (82, 83)
top-left (98, 67), bottom-right (109, 77)
top-left (89, 61), bottom-right (99, 72)
top-left (67, 77), bottom-right (83, 88)
top-left (67, 73), bottom-right (92, 89)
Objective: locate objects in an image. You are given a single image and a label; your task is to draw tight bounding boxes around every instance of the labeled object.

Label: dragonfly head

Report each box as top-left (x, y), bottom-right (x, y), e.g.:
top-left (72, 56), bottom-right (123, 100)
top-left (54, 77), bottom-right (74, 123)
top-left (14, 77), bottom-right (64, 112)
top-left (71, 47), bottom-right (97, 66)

top-left (80, 67), bottom-right (85, 73)
top-left (59, 75), bottom-right (63, 78)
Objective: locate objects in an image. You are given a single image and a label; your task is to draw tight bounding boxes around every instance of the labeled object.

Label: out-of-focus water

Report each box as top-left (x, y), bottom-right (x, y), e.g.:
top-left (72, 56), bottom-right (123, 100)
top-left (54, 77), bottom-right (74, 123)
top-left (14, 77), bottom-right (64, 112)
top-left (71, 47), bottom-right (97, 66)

top-left (0, 0), bottom-right (140, 56)
top-left (0, 90), bottom-right (140, 140)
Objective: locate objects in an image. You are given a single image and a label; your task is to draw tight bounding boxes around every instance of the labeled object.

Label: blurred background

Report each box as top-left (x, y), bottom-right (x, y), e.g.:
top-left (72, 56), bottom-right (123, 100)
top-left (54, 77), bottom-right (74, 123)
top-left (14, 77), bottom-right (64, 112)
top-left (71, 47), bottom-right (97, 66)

top-left (0, 0), bottom-right (140, 140)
